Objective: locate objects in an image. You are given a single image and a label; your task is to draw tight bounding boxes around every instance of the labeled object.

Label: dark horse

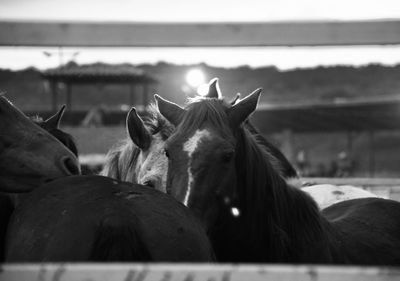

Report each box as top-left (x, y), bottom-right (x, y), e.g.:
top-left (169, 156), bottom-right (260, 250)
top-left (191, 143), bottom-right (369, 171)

top-left (0, 96), bottom-right (80, 193)
top-left (0, 102), bottom-right (80, 261)
top-left (156, 89), bottom-right (400, 264)
top-left (6, 175), bottom-right (214, 262)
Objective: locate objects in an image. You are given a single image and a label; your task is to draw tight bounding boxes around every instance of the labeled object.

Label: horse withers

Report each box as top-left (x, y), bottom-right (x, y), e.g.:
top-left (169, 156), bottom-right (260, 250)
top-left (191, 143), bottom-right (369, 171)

top-left (156, 88), bottom-right (400, 265)
top-left (5, 175), bottom-right (214, 262)
top-left (0, 95), bottom-right (80, 193)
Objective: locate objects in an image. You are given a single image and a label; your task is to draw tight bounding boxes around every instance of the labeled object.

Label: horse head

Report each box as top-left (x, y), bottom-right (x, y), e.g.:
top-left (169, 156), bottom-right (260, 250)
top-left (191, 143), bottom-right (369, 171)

top-left (101, 106), bottom-right (173, 193)
top-left (208, 78), bottom-right (298, 179)
top-left (156, 88), bottom-right (261, 228)
top-left (0, 96), bottom-right (80, 192)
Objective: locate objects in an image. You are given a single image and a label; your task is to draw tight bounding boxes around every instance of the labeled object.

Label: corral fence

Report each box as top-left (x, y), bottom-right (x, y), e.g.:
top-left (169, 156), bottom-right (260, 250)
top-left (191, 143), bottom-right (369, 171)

top-left (1, 263), bottom-right (400, 281)
top-left (1, 19), bottom-right (400, 280)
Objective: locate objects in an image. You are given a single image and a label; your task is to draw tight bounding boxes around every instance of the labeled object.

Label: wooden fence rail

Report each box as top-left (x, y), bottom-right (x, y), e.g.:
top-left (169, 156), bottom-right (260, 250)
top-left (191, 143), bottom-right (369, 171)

top-left (1, 263), bottom-right (400, 281)
top-left (1, 20), bottom-right (400, 47)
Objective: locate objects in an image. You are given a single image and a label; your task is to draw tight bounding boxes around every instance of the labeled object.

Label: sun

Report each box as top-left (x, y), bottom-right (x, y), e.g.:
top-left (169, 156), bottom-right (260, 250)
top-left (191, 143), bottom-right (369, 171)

top-left (196, 83), bottom-right (209, 96)
top-left (185, 69), bottom-right (205, 88)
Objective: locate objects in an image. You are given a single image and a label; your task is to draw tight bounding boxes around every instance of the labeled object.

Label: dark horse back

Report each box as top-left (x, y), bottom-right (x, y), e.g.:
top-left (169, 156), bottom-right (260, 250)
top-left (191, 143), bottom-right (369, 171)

top-left (322, 197), bottom-right (400, 265)
top-left (6, 175), bottom-right (214, 262)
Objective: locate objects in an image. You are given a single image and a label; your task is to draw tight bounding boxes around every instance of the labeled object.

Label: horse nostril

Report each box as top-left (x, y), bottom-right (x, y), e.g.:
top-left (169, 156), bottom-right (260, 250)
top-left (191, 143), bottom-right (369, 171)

top-left (143, 180), bottom-right (155, 188)
top-left (60, 156), bottom-right (81, 175)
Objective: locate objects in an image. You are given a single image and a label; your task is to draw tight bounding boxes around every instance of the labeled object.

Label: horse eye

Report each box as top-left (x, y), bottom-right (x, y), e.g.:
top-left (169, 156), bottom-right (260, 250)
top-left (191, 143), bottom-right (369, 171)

top-left (221, 151), bottom-right (234, 163)
top-left (164, 148), bottom-right (170, 158)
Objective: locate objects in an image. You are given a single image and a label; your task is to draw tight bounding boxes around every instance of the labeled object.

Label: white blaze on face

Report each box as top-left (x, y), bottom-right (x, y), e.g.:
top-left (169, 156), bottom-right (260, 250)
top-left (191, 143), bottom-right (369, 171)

top-left (182, 129), bottom-right (211, 206)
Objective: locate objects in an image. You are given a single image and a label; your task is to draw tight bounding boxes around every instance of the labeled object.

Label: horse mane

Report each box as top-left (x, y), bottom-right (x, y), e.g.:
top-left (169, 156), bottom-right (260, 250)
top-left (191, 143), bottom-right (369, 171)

top-left (101, 104), bottom-right (174, 181)
top-left (101, 141), bottom-right (139, 180)
top-left (145, 104), bottom-right (175, 140)
top-left (244, 120), bottom-right (298, 179)
top-left (235, 126), bottom-right (329, 261)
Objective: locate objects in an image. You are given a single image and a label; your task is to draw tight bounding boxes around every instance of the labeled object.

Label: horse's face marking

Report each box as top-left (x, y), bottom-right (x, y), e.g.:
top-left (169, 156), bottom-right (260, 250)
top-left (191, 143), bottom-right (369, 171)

top-left (166, 124), bottom-right (236, 227)
top-left (182, 129), bottom-right (211, 206)
top-left (135, 133), bottom-right (168, 192)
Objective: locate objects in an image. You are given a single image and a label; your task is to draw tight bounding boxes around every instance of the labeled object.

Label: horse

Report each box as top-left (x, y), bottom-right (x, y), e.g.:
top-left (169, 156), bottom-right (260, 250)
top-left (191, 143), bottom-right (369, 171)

top-left (104, 78), bottom-right (378, 208)
top-left (155, 89), bottom-right (400, 264)
top-left (101, 105), bottom-right (174, 193)
top-left (0, 104), bottom-right (80, 261)
top-left (100, 80), bottom-right (297, 195)
top-left (5, 175), bottom-right (215, 262)
top-left (0, 95), bottom-right (80, 193)
top-left (207, 78), bottom-right (379, 209)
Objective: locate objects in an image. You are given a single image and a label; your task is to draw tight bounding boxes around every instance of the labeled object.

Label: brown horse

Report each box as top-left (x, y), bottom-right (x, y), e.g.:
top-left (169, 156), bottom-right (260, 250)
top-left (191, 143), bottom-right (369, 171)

top-left (6, 175), bottom-right (215, 262)
top-left (0, 95), bottom-right (80, 193)
top-left (156, 89), bottom-right (400, 265)
top-left (0, 104), bottom-right (80, 261)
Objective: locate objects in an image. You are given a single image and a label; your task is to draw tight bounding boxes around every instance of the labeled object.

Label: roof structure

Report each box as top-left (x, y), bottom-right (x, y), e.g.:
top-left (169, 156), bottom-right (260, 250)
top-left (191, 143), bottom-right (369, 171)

top-left (41, 62), bottom-right (157, 84)
top-left (41, 63), bottom-right (157, 110)
top-left (252, 97), bottom-right (400, 133)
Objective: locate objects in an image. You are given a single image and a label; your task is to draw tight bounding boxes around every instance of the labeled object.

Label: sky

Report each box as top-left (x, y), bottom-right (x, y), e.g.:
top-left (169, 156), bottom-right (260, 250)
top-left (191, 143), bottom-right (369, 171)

top-left (1, 0), bottom-right (400, 70)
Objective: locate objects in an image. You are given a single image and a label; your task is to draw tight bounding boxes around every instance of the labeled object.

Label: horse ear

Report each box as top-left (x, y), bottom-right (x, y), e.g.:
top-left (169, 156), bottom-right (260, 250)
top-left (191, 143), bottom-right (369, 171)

top-left (43, 104), bottom-right (66, 130)
top-left (126, 107), bottom-right (151, 150)
top-left (228, 89), bottom-right (262, 127)
top-left (206, 78), bottom-right (222, 99)
top-left (230, 93), bottom-right (241, 105)
top-left (154, 94), bottom-right (185, 126)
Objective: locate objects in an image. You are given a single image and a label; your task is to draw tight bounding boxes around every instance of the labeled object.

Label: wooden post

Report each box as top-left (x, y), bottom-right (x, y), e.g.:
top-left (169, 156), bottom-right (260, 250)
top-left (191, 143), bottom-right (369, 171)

top-left (50, 81), bottom-right (58, 111)
top-left (66, 83), bottom-right (72, 110)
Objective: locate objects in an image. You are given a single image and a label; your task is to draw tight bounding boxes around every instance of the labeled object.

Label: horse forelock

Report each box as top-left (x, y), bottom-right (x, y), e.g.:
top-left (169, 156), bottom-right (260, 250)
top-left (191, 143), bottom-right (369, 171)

top-left (176, 98), bottom-right (232, 140)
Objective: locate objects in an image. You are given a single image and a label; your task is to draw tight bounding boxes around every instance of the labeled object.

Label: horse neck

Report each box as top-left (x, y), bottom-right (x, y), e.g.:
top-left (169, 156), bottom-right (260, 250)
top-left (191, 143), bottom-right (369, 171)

top-left (234, 127), bottom-right (329, 261)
